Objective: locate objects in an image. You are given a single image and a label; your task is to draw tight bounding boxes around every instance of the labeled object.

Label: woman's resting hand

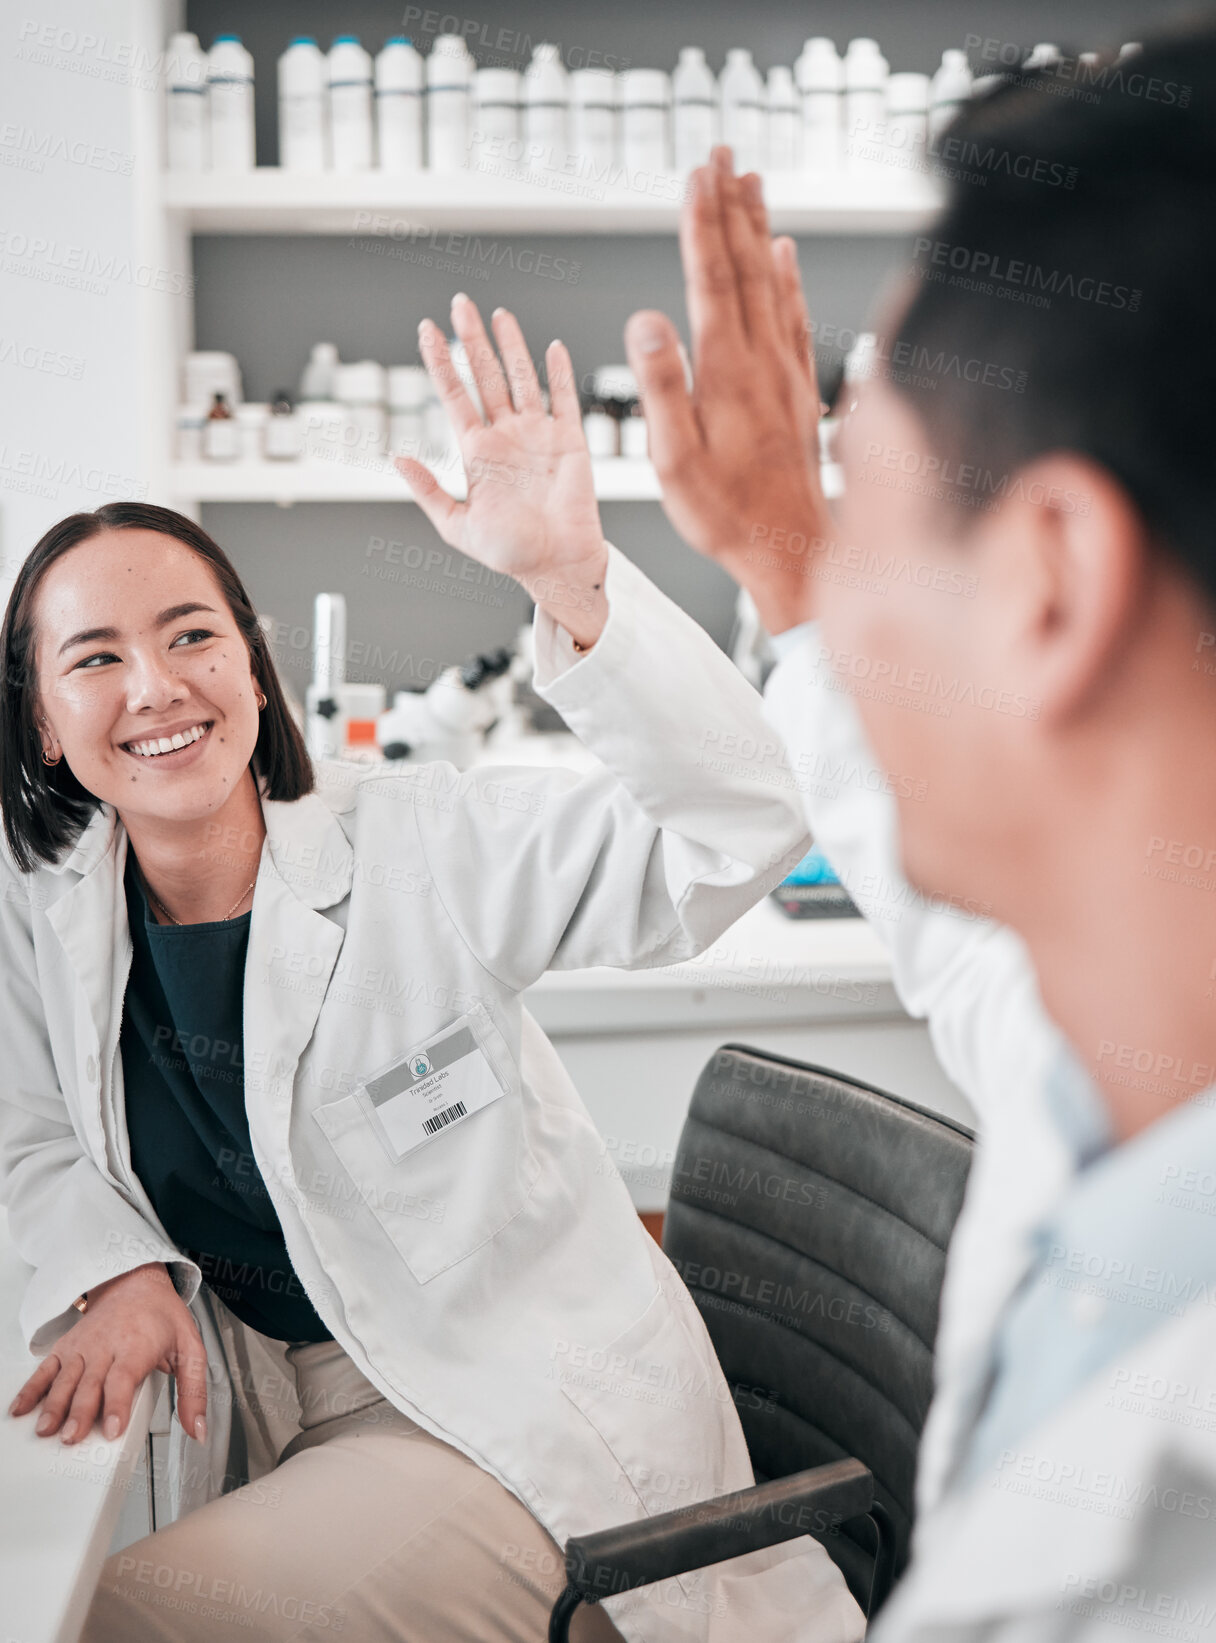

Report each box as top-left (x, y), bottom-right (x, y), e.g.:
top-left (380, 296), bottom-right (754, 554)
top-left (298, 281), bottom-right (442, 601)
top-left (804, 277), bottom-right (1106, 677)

top-left (395, 296), bottom-right (609, 651)
top-left (7, 1261), bottom-right (208, 1446)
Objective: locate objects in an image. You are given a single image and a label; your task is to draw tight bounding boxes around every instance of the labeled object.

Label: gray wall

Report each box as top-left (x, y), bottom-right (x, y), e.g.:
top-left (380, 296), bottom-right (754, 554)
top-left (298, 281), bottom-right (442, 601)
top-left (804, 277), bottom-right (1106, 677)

top-left (189, 0), bottom-right (1203, 697)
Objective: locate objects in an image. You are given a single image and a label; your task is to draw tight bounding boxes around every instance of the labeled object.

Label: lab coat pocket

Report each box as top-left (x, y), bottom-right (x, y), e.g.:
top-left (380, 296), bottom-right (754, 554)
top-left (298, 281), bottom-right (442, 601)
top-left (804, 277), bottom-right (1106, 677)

top-left (556, 1283), bottom-right (727, 1592)
top-left (312, 1003), bottom-right (540, 1283)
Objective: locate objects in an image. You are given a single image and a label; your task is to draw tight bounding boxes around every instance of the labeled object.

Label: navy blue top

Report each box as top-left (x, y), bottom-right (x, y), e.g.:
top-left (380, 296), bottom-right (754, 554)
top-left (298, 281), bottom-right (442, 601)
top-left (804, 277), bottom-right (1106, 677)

top-left (119, 850), bottom-right (332, 1342)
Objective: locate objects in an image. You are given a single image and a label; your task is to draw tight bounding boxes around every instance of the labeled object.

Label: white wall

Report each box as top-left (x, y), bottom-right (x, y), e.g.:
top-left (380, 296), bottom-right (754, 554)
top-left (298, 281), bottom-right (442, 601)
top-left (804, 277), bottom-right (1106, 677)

top-left (0, 0), bottom-right (186, 597)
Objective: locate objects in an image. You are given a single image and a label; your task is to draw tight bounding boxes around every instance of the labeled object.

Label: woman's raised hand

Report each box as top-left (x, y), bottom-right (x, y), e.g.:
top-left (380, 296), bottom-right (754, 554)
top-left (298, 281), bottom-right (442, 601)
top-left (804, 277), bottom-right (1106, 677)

top-left (7, 1261), bottom-right (209, 1447)
top-left (395, 296), bottom-right (609, 650)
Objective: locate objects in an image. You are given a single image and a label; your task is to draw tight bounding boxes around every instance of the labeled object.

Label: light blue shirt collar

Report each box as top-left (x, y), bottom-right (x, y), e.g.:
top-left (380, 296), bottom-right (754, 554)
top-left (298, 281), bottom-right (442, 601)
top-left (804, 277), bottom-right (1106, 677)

top-left (959, 1059), bottom-right (1216, 1485)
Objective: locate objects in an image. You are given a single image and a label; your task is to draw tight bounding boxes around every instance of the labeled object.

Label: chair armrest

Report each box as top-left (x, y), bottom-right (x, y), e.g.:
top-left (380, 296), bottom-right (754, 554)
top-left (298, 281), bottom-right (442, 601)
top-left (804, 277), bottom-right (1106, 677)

top-left (564, 1457), bottom-right (874, 1604)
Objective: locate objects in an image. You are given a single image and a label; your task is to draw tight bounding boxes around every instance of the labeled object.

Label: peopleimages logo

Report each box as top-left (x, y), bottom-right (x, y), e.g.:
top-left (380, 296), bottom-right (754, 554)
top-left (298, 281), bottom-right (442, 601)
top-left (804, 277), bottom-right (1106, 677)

top-left (0, 229), bottom-right (193, 295)
top-left (349, 217), bottom-right (584, 282)
top-left (861, 441), bottom-right (1092, 516)
top-left (912, 236), bottom-right (1142, 312)
top-left (818, 645), bottom-right (1042, 721)
top-left (934, 133), bottom-right (1077, 190)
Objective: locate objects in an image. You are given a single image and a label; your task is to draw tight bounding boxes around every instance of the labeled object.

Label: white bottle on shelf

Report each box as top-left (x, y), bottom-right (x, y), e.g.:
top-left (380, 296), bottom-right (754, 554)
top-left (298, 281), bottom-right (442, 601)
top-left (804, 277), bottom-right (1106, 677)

top-left (301, 400), bottom-right (347, 461)
top-left (428, 33), bottom-right (472, 170)
top-left (885, 72), bottom-right (929, 173)
top-left (203, 391), bottom-right (241, 460)
top-left (334, 359), bottom-right (387, 455)
top-left (207, 35), bottom-right (255, 171)
top-left (472, 67), bottom-right (522, 172)
top-left (1023, 42), bottom-right (1062, 70)
top-left (278, 36), bottom-right (326, 171)
top-left (184, 349), bottom-right (242, 407)
top-left (265, 391), bottom-right (303, 460)
top-left (766, 65), bottom-right (799, 172)
top-left (387, 365), bottom-right (430, 457)
top-left (298, 341), bottom-right (339, 403)
top-left (166, 32), bottom-right (208, 171)
top-left (175, 403), bottom-right (208, 461)
top-left (672, 47), bottom-right (716, 173)
top-left (236, 402), bottom-right (269, 461)
top-left (621, 69), bottom-right (671, 175)
top-left (929, 49), bottom-right (972, 151)
top-left (328, 36), bottom-right (374, 171)
top-left (524, 43), bottom-right (570, 176)
top-left (594, 365), bottom-right (645, 458)
top-left (795, 38), bottom-right (843, 175)
top-left (620, 400), bottom-right (648, 459)
top-left (719, 48), bottom-right (764, 174)
top-left (582, 392), bottom-right (617, 457)
top-left (570, 68), bottom-right (617, 176)
top-left (376, 37), bottom-right (424, 171)
top-left (843, 38), bottom-right (889, 176)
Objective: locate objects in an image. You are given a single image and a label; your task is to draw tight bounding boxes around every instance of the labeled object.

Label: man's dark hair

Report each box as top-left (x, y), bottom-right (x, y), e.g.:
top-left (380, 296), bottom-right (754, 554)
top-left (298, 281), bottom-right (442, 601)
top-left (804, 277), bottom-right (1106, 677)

top-left (893, 25), bottom-right (1214, 598)
top-left (0, 502), bottom-right (314, 874)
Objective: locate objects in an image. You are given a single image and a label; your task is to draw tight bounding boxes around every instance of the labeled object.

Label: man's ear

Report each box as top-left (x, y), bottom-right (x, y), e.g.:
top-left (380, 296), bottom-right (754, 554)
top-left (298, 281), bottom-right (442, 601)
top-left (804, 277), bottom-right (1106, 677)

top-left (1004, 453), bottom-right (1147, 727)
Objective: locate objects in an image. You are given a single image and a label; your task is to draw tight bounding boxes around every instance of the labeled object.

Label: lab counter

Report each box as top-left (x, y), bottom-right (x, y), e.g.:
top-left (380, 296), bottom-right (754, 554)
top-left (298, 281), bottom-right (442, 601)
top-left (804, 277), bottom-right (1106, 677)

top-left (524, 897), bottom-right (974, 1210)
top-left (0, 1209), bottom-right (161, 1643)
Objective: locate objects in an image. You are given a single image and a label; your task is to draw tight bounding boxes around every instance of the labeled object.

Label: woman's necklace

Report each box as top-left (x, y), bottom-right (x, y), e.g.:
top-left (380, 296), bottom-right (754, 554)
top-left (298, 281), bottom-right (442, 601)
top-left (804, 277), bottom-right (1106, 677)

top-left (143, 870), bottom-right (256, 927)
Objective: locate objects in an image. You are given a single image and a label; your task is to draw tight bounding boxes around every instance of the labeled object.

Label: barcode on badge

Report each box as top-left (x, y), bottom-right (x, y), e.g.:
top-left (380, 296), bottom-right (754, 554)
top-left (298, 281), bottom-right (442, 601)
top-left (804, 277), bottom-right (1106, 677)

top-left (423, 1100), bottom-right (468, 1136)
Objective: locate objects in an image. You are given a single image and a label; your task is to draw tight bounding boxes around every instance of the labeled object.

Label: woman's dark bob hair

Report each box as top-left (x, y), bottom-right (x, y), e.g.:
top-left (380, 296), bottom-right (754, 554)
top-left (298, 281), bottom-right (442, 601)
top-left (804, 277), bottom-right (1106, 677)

top-left (0, 502), bottom-right (314, 875)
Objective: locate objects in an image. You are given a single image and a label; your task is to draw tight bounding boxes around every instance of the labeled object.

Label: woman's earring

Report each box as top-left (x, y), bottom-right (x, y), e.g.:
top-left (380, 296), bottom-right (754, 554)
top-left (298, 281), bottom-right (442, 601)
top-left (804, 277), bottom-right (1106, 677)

top-left (255, 689), bottom-right (267, 710)
top-left (41, 745), bottom-right (62, 766)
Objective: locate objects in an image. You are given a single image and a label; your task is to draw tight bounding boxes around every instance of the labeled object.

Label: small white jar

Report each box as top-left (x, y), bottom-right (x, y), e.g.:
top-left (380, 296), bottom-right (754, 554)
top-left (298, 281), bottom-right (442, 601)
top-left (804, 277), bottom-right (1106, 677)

top-left (236, 402), bottom-right (269, 462)
top-left (175, 403), bottom-right (208, 462)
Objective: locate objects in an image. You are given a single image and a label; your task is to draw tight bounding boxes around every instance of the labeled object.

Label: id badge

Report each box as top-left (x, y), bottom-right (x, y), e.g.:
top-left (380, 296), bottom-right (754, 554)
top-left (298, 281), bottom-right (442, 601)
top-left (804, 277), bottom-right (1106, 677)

top-left (358, 1013), bottom-right (508, 1161)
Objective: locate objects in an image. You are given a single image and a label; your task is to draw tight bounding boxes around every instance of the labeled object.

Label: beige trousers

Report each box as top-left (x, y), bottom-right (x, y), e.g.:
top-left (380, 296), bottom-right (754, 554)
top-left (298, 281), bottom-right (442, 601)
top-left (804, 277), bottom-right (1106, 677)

top-left (81, 1292), bottom-right (624, 1642)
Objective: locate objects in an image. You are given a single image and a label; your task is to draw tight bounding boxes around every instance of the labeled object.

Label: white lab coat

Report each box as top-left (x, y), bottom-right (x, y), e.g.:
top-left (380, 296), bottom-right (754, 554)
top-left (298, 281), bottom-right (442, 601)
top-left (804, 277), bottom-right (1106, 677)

top-left (0, 545), bottom-right (863, 1643)
top-left (763, 634), bottom-right (1216, 1640)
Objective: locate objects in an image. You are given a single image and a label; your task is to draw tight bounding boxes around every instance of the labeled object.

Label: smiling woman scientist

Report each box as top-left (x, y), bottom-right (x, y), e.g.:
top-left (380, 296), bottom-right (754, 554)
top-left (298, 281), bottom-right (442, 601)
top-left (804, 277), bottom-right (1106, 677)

top-left (0, 297), bottom-right (861, 1643)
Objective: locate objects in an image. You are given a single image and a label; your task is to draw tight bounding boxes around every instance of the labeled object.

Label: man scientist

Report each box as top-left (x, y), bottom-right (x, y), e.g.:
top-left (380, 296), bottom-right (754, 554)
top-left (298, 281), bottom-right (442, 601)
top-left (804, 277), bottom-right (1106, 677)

top-left (622, 25), bottom-right (1216, 1639)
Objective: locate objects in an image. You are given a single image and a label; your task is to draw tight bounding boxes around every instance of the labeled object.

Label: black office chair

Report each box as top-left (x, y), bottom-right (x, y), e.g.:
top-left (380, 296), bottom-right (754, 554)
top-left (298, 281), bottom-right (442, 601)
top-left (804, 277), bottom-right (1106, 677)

top-left (550, 1045), bottom-right (974, 1641)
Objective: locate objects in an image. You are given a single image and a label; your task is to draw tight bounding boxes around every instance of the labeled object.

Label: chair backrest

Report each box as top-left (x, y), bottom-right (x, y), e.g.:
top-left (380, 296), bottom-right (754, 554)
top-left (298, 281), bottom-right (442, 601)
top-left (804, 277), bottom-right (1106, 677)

top-left (662, 1045), bottom-right (974, 1613)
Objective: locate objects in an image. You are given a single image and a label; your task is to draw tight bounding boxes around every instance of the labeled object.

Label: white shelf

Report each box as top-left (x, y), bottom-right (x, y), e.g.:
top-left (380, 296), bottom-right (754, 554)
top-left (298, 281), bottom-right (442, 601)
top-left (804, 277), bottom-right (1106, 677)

top-left (162, 457), bottom-right (662, 505)
top-left (162, 167), bottom-right (943, 236)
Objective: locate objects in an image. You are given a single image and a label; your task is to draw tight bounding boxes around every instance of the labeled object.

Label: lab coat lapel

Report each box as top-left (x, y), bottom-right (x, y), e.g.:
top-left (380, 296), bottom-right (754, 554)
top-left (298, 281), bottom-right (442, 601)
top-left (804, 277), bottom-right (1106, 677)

top-left (41, 783), bottom-right (355, 1166)
top-left (43, 802), bottom-right (128, 1168)
top-left (243, 789), bottom-right (354, 1118)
